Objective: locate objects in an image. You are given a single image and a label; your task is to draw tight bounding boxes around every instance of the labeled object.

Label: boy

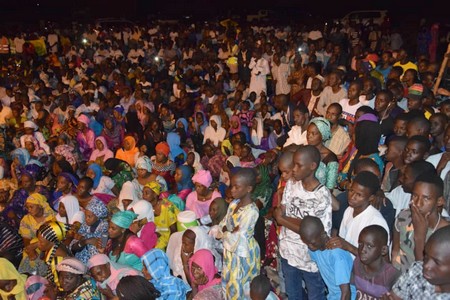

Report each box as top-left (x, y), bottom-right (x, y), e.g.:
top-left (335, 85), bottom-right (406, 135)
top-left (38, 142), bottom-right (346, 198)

top-left (339, 81), bottom-right (364, 126)
top-left (352, 225), bottom-right (400, 299)
top-left (402, 135), bottom-right (430, 165)
top-left (386, 225), bottom-right (450, 299)
top-left (427, 124), bottom-right (450, 180)
top-left (405, 115), bottom-right (430, 138)
top-left (329, 171), bottom-right (389, 257)
top-left (392, 174), bottom-right (449, 273)
top-left (249, 274), bottom-right (278, 300)
top-left (325, 103), bottom-right (351, 158)
top-left (391, 113), bottom-right (409, 137)
top-left (300, 216), bottom-right (356, 300)
top-left (274, 145), bottom-right (332, 300)
top-left (381, 136), bottom-right (407, 193)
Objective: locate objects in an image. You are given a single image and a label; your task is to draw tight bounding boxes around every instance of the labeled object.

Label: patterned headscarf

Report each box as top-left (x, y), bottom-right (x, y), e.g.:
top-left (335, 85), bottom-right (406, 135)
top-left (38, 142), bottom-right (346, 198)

top-left (26, 193), bottom-right (55, 217)
top-left (135, 155), bottom-right (152, 172)
top-left (56, 257), bottom-right (87, 275)
top-left (309, 117), bottom-right (332, 141)
top-left (86, 198), bottom-right (108, 219)
top-left (145, 181), bottom-right (161, 196)
top-left (55, 144), bottom-right (77, 166)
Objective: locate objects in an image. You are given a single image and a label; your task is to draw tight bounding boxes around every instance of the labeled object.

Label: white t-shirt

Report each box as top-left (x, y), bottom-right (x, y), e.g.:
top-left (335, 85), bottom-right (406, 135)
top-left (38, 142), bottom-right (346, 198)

top-left (427, 152), bottom-right (450, 181)
top-left (339, 98), bottom-right (364, 124)
top-left (385, 185), bottom-right (411, 217)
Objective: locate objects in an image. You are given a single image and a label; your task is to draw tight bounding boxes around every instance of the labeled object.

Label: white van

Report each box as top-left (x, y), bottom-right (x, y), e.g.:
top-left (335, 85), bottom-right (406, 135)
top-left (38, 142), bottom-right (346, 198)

top-left (339, 10), bottom-right (388, 26)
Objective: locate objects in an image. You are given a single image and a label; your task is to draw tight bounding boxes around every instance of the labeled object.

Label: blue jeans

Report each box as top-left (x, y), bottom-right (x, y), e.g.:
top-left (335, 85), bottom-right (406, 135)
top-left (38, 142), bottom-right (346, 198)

top-left (281, 257), bottom-right (326, 300)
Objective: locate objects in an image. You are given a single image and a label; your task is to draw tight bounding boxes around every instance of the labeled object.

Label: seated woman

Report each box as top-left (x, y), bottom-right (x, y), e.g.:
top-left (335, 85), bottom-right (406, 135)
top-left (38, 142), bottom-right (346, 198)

top-left (18, 193), bottom-right (56, 276)
top-left (107, 210), bottom-right (148, 271)
top-left (129, 200), bottom-right (157, 250)
top-left (89, 136), bottom-right (114, 167)
top-left (113, 181), bottom-right (139, 215)
top-left (23, 135), bottom-right (48, 166)
top-left (116, 275), bottom-right (161, 300)
top-left (173, 165), bottom-right (194, 202)
top-left (185, 151), bottom-right (203, 173)
top-left (71, 199), bottom-right (109, 264)
top-left (76, 114), bottom-right (95, 161)
top-left (0, 258), bottom-right (27, 300)
top-left (186, 170), bottom-right (221, 219)
top-left (189, 249), bottom-right (223, 300)
top-left (142, 181), bottom-right (178, 250)
top-left (53, 257), bottom-right (102, 300)
top-left (141, 249), bottom-right (191, 300)
top-left (131, 156), bottom-right (153, 199)
top-left (86, 163), bottom-right (118, 203)
top-left (53, 172), bottom-right (79, 211)
top-left (56, 195), bottom-right (84, 246)
top-left (104, 158), bottom-right (134, 191)
top-left (115, 136), bottom-right (139, 168)
top-left (87, 254), bottom-right (141, 299)
top-left (54, 144), bottom-right (78, 173)
top-left (167, 132), bottom-right (187, 166)
top-left (36, 221), bottom-right (70, 288)
top-left (10, 148), bottom-right (46, 183)
top-left (101, 116), bottom-right (125, 152)
top-left (151, 142), bottom-right (176, 190)
top-left (203, 115), bottom-right (227, 148)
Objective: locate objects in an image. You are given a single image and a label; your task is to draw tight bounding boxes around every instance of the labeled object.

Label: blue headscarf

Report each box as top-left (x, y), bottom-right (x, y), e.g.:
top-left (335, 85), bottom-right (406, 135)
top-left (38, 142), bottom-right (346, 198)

top-left (175, 118), bottom-right (188, 133)
top-left (167, 132), bottom-right (186, 162)
top-left (87, 163), bottom-right (102, 189)
top-left (176, 165), bottom-right (194, 191)
top-left (86, 198), bottom-right (108, 219)
top-left (141, 249), bottom-right (191, 298)
top-left (10, 148), bottom-right (42, 167)
top-left (59, 172), bottom-right (79, 189)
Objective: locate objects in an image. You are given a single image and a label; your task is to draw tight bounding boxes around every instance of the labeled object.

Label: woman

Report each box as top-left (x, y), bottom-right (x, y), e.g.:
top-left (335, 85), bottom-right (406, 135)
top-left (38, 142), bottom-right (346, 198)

top-left (189, 249), bottom-right (223, 300)
top-left (54, 172), bottom-right (78, 211)
top-left (101, 116), bottom-right (124, 152)
top-left (116, 276), bottom-right (160, 300)
top-left (131, 156), bottom-right (153, 199)
top-left (306, 117), bottom-right (339, 190)
top-left (24, 275), bottom-right (48, 300)
top-left (167, 132), bottom-right (187, 166)
top-left (141, 249), bottom-right (191, 300)
top-left (114, 181), bottom-right (139, 213)
top-left (185, 151), bottom-right (203, 173)
top-left (129, 200), bottom-right (157, 250)
top-left (10, 148), bottom-right (46, 183)
top-left (186, 170), bottom-right (222, 219)
top-left (89, 136), bottom-right (114, 166)
top-left (86, 163), bottom-right (117, 199)
top-left (0, 258), bottom-right (27, 300)
top-left (23, 135), bottom-right (48, 165)
top-left (173, 165), bottom-right (194, 201)
top-left (107, 210), bottom-right (148, 270)
top-left (87, 254), bottom-right (141, 299)
top-left (76, 114), bottom-right (95, 161)
top-left (56, 195), bottom-right (84, 228)
top-left (115, 136), bottom-right (139, 168)
top-left (71, 198), bottom-right (109, 264)
top-left (104, 158), bottom-right (134, 191)
top-left (54, 257), bottom-right (101, 300)
top-left (203, 115), bottom-right (226, 148)
top-left (142, 181), bottom-right (178, 250)
top-left (36, 221), bottom-right (70, 288)
top-left (54, 144), bottom-right (77, 172)
top-left (151, 142), bottom-right (176, 190)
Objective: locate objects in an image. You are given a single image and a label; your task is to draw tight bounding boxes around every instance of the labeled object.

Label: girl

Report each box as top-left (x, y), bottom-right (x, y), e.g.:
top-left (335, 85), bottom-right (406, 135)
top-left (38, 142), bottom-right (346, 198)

top-left (219, 168), bottom-right (260, 300)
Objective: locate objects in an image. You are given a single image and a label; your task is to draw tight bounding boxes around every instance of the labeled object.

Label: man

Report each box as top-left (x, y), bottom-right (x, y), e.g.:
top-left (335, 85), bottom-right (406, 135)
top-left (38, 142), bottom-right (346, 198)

top-left (249, 49), bottom-right (270, 101)
top-left (272, 53), bottom-right (291, 95)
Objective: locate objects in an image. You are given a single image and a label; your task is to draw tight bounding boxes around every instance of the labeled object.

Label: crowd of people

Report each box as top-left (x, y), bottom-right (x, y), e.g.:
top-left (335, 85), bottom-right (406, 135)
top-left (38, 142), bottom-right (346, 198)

top-left (0, 14), bottom-right (450, 300)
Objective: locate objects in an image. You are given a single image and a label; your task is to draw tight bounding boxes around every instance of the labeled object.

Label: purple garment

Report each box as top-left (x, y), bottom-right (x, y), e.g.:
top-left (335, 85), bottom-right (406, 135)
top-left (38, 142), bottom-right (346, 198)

top-left (76, 128), bottom-right (95, 160)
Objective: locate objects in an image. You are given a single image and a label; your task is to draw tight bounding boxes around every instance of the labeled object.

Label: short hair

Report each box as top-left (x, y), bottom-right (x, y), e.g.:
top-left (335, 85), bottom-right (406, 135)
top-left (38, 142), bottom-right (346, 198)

top-left (294, 103), bottom-right (309, 115)
top-left (299, 215), bottom-right (324, 237)
top-left (394, 112), bottom-right (412, 122)
top-left (279, 151), bottom-right (294, 166)
top-left (352, 171), bottom-right (380, 195)
top-left (354, 158), bottom-right (380, 174)
top-left (250, 274), bottom-right (272, 298)
top-left (408, 160), bottom-right (436, 178)
top-left (116, 276), bottom-right (161, 300)
top-left (356, 106), bottom-right (376, 117)
top-left (328, 102), bottom-right (343, 114)
top-left (360, 225), bottom-right (388, 245)
top-left (388, 136), bottom-right (408, 148)
top-left (234, 168), bottom-right (257, 189)
top-left (407, 135), bottom-right (431, 152)
top-left (296, 145), bottom-right (321, 170)
top-left (79, 176), bottom-right (94, 190)
top-left (414, 173), bottom-right (444, 198)
top-left (377, 89), bottom-right (394, 102)
top-left (409, 115), bottom-right (431, 134)
top-left (427, 224), bottom-right (450, 249)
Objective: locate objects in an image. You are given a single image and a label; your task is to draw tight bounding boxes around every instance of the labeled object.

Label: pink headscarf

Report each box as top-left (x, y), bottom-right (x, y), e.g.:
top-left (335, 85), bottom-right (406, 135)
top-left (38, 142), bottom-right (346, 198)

top-left (192, 170), bottom-right (212, 188)
top-left (25, 275), bottom-right (48, 300)
top-left (77, 114), bottom-right (91, 126)
top-left (230, 115), bottom-right (241, 134)
top-left (189, 249), bottom-right (220, 292)
top-left (90, 136), bottom-right (114, 162)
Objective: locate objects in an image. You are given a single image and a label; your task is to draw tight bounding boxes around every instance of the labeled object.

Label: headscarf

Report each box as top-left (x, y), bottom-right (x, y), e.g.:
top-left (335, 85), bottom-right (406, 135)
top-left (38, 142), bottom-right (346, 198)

top-left (26, 193), bottom-right (55, 217)
top-left (56, 195), bottom-right (85, 225)
top-left (111, 210), bottom-right (138, 229)
top-left (87, 163), bottom-right (103, 189)
top-left (103, 116), bottom-right (122, 148)
top-left (186, 151), bottom-right (203, 173)
top-left (23, 135), bottom-right (43, 155)
top-left (167, 132), bottom-right (186, 161)
top-left (25, 276), bottom-right (48, 300)
top-left (77, 114), bottom-right (91, 126)
top-left (230, 115), bottom-right (241, 134)
top-left (54, 144), bottom-right (77, 166)
top-left (189, 249), bottom-right (220, 292)
top-left (176, 165), bottom-right (194, 191)
top-left (24, 120), bottom-right (38, 131)
top-left (192, 170), bottom-right (212, 188)
top-left (155, 142), bottom-right (170, 157)
top-left (135, 156), bottom-right (152, 173)
top-left (59, 172), bottom-right (79, 191)
top-left (141, 249), bottom-right (191, 299)
top-left (175, 118), bottom-right (189, 133)
top-left (130, 200), bottom-right (154, 222)
top-left (251, 116), bottom-right (264, 146)
top-left (114, 105), bottom-right (125, 116)
top-left (11, 148), bottom-right (42, 167)
top-left (204, 115), bottom-right (226, 147)
top-left (56, 257), bottom-right (87, 275)
top-left (145, 181), bottom-right (161, 196)
top-left (90, 136), bottom-right (114, 162)
top-left (118, 181), bottom-right (139, 211)
top-left (0, 258), bottom-right (27, 300)
top-left (116, 136), bottom-right (139, 167)
top-left (310, 117), bottom-right (332, 141)
top-left (194, 111), bottom-right (208, 134)
top-left (210, 197), bottom-right (228, 226)
top-left (226, 155), bottom-right (241, 167)
top-left (86, 198), bottom-right (108, 219)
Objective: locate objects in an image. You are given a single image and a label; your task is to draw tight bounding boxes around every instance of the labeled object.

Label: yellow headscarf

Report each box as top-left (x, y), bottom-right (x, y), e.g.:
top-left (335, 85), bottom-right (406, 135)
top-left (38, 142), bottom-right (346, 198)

top-left (26, 193), bottom-right (55, 217)
top-left (0, 258), bottom-right (27, 300)
top-left (145, 181), bottom-right (161, 196)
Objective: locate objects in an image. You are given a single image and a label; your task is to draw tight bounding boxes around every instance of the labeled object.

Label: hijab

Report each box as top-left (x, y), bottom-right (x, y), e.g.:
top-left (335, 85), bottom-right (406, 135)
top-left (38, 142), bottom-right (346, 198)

top-left (117, 181), bottom-right (139, 211)
top-left (87, 163), bottom-right (103, 189)
top-left (251, 116), bottom-right (264, 146)
top-left (189, 249), bottom-right (221, 292)
top-left (25, 276), bottom-right (48, 300)
top-left (177, 165), bottom-right (194, 191)
top-left (86, 198), bottom-right (108, 219)
top-left (175, 118), bottom-right (188, 133)
top-left (130, 200), bottom-right (154, 223)
top-left (90, 136), bottom-right (114, 162)
top-left (54, 144), bottom-right (77, 166)
top-left (26, 193), bottom-right (55, 218)
top-left (203, 115), bottom-right (226, 147)
top-left (116, 136), bottom-right (139, 167)
top-left (135, 155), bottom-right (152, 173)
top-left (194, 111), bottom-right (208, 134)
top-left (56, 195), bottom-right (85, 225)
top-left (230, 115), bottom-right (241, 134)
top-left (11, 148), bottom-right (42, 167)
top-left (167, 132), bottom-right (186, 162)
top-left (103, 116), bottom-right (122, 148)
top-left (186, 151), bottom-right (203, 173)
top-left (309, 117), bottom-right (332, 142)
top-left (0, 258), bottom-right (27, 300)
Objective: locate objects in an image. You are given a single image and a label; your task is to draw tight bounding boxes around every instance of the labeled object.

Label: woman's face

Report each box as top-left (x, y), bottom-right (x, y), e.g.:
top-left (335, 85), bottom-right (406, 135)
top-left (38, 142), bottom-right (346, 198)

top-left (37, 233), bottom-right (53, 252)
top-left (137, 168), bottom-right (148, 179)
top-left (306, 123), bottom-right (323, 146)
top-left (95, 140), bottom-right (105, 151)
top-left (123, 139), bottom-right (133, 151)
top-left (156, 151), bottom-right (167, 163)
top-left (196, 113), bottom-right (204, 126)
top-left (191, 261), bottom-right (209, 285)
top-left (76, 180), bottom-right (91, 197)
top-left (58, 203), bottom-right (67, 218)
top-left (90, 264), bottom-right (111, 283)
top-left (0, 280), bottom-right (16, 293)
top-left (21, 174), bottom-right (34, 191)
top-left (186, 153), bottom-right (195, 166)
top-left (181, 230), bottom-right (196, 255)
top-left (108, 222), bottom-right (124, 239)
top-left (59, 271), bottom-right (82, 292)
top-left (211, 120), bottom-right (217, 130)
top-left (57, 176), bottom-right (72, 193)
top-left (85, 209), bottom-right (98, 226)
top-left (195, 182), bottom-right (208, 197)
top-left (25, 203), bottom-right (43, 218)
top-left (25, 141), bottom-right (35, 154)
top-left (174, 168), bottom-right (183, 183)
top-left (86, 168), bottom-right (96, 180)
top-left (105, 119), bottom-right (113, 130)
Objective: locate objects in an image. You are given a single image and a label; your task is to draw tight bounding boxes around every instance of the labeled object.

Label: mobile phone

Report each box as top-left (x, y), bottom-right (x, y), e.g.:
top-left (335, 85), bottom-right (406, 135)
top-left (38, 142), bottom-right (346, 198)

top-left (101, 233), bottom-right (109, 248)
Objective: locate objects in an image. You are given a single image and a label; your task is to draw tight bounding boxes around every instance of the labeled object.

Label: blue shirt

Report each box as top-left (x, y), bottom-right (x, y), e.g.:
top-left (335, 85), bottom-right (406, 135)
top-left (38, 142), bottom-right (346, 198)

top-left (309, 248), bottom-right (356, 300)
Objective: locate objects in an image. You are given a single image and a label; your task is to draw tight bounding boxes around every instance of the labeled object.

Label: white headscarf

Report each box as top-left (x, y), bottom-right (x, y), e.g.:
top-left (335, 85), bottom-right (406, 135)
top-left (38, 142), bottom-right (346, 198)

top-left (129, 200), bottom-right (154, 222)
top-left (118, 181), bottom-right (139, 211)
top-left (251, 117), bottom-right (264, 146)
top-left (56, 195), bottom-right (85, 225)
top-left (203, 115), bottom-right (226, 147)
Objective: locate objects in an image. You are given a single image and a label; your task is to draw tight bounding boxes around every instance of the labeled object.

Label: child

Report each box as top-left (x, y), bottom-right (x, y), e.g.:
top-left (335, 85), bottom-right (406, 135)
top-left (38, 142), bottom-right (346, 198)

top-left (381, 136), bottom-right (407, 193)
top-left (402, 135), bottom-right (430, 165)
top-left (352, 225), bottom-right (400, 299)
top-left (299, 215), bottom-right (356, 300)
top-left (387, 225), bottom-right (450, 299)
top-left (268, 119), bottom-right (284, 149)
top-left (219, 168), bottom-right (260, 300)
top-left (392, 174), bottom-right (449, 273)
top-left (429, 112), bottom-right (447, 154)
top-left (329, 171), bottom-right (389, 257)
top-left (391, 112), bottom-right (409, 138)
top-left (273, 145), bottom-right (331, 299)
top-left (339, 81), bottom-right (364, 126)
top-left (249, 274), bottom-right (279, 300)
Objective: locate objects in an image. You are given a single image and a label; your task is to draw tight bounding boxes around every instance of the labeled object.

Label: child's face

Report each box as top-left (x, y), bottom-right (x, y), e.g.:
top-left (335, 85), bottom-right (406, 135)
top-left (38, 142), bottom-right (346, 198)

top-left (279, 161), bottom-right (293, 182)
top-left (394, 120), bottom-right (407, 136)
top-left (358, 231), bottom-right (386, 266)
top-left (407, 97), bottom-right (422, 111)
top-left (292, 152), bottom-right (314, 181)
top-left (374, 93), bottom-right (391, 113)
top-left (233, 144), bottom-right (242, 158)
top-left (348, 181), bottom-right (372, 210)
top-left (403, 141), bottom-right (427, 164)
top-left (348, 83), bottom-right (361, 100)
top-left (186, 153), bottom-right (195, 166)
top-left (300, 231), bottom-right (325, 252)
top-left (230, 175), bottom-right (251, 199)
top-left (273, 121), bottom-right (282, 134)
top-left (385, 142), bottom-right (402, 162)
top-left (411, 182), bottom-right (443, 216)
top-left (294, 110), bottom-right (306, 127)
top-left (430, 116), bottom-right (446, 137)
